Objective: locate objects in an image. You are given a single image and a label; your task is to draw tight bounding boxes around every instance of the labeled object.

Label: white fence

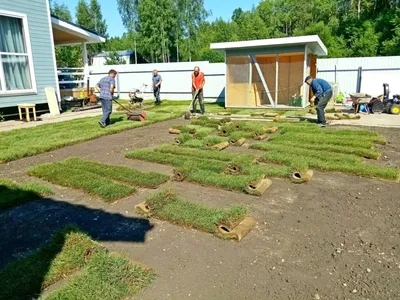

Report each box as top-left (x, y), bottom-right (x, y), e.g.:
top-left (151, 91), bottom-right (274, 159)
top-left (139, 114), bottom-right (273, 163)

top-left (317, 56), bottom-right (400, 97)
top-left (89, 56), bottom-right (400, 101)
top-left (89, 61), bottom-right (225, 101)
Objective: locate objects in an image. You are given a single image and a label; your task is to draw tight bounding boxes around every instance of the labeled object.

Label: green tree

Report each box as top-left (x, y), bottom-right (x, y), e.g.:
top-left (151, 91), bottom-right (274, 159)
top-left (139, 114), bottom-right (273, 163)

top-left (104, 51), bottom-right (126, 65)
top-left (51, 1), bottom-right (82, 67)
top-left (137, 0), bottom-right (177, 63)
top-left (76, 0), bottom-right (108, 64)
top-left (177, 0), bottom-right (209, 61)
top-left (116, 0), bottom-right (140, 63)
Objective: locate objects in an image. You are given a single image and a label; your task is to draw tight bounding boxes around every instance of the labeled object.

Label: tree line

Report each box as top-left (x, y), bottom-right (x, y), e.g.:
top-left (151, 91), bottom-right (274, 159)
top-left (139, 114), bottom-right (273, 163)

top-left (51, 0), bottom-right (400, 66)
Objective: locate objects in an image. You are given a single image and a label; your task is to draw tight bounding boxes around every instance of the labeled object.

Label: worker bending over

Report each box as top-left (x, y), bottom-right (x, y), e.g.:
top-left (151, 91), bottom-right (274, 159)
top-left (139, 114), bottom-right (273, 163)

top-left (192, 66), bottom-right (206, 115)
top-left (97, 69), bottom-right (117, 128)
top-left (305, 76), bottom-right (332, 127)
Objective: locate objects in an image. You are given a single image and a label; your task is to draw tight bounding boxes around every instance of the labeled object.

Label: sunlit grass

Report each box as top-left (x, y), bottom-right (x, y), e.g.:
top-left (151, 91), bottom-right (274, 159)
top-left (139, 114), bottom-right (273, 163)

top-left (0, 178), bottom-right (53, 210)
top-left (143, 189), bottom-right (247, 234)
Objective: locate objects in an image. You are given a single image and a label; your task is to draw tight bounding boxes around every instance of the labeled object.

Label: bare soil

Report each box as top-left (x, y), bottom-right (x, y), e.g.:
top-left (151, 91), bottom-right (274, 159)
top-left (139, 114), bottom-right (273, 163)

top-left (0, 120), bottom-right (399, 300)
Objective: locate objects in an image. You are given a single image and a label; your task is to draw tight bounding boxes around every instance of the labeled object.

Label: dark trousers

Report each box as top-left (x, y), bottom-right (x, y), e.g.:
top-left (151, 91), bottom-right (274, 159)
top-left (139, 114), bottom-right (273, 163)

top-left (100, 98), bottom-right (112, 125)
top-left (153, 86), bottom-right (161, 102)
top-left (192, 90), bottom-right (205, 114)
top-left (315, 90), bottom-right (333, 124)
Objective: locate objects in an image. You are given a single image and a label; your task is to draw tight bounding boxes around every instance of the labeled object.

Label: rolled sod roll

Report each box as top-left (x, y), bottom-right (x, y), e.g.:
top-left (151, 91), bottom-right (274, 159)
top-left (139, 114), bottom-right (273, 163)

top-left (211, 141), bottom-right (229, 151)
top-left (135, 202), bottom-right (152, 215)
top-left (217, 216), bottom-right (256, 241)
top-left (290, 170), bottom-right (314, 184)
top-left (246, 176), bottom-right (272, 196)
top-left (169, 128), bottom-right (181, 134)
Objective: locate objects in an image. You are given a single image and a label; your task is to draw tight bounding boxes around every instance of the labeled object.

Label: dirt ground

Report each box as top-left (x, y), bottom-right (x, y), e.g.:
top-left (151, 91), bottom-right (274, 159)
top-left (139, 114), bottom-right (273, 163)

top-left (0, 119), bottom-right (400, 300)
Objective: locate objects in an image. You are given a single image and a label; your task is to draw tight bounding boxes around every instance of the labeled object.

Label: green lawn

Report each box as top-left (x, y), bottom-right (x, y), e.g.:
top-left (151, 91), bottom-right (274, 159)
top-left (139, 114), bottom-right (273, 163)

top-left (0, 111), bottom-right (179, 163)
top-left (127, 117), bottom-right (399, 185)
top-left (28, 158), bottom-right (169, 202)
top-left (0, 178), bottom-right (53, 210)
top-left (0, 226), bottom-right (154, 300)
top-left (141, 189), bottom-right (247, 235)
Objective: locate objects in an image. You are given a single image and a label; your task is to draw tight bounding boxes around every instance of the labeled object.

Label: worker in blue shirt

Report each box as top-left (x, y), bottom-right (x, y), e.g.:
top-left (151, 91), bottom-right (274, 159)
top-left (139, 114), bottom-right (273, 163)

top-left (305, 76), bottom-right (332, 127)
top-left (96, 69), bottom-right (117, 128)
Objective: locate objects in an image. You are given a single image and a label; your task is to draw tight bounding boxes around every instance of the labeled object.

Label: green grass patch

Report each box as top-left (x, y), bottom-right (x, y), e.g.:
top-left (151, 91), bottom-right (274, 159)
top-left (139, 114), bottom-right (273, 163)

top-left (269, 132), bottom-right (377, 149)
top-left (143, 189), bottom-right (247, 234)
top-left (28, 161), bottom-right (136, 202)
top-left (61, 158), bottom-right (169, 188)
top-left (46, 250), bottom-right (154, 300)
top-left (0, 226), bottom-right (154, 300)
top-left (261, 150), bottom-right (400, 182)
top-left (0, 112), bottom-right (179, 163)
top-left (252, 140), bottom-right (381, 160)
top-left (0, 178), bottom-right (53, 210)
top-left (176, 166), bottom-right (262, 192)
top-left (182, 139), bottom-right (206, 148)
top-left (0, 226), bottom-right (102, 299)
top-left (204, 136), bottom-right (229, 146)
top-left (126, 149), bottom-right (228, 173)
top-left (251, 143), bottom-right (363, 164)
top-left (153, 144), bottom-right (254, 163)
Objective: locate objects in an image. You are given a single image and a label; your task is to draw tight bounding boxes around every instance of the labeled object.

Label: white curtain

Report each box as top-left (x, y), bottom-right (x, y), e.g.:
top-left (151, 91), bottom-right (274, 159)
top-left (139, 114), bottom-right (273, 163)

top-left (0, 16), bottom-right (32, 90)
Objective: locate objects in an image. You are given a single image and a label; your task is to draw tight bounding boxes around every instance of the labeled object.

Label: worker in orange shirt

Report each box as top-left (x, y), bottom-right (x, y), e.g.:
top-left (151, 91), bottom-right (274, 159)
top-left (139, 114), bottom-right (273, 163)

top-left (191, 66), bottom-right (206, 115)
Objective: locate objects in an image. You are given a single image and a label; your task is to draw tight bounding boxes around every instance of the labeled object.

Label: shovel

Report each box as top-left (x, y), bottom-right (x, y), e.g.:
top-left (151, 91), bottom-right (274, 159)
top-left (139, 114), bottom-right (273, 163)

top-left (184, 90), bottom-right (199, 120)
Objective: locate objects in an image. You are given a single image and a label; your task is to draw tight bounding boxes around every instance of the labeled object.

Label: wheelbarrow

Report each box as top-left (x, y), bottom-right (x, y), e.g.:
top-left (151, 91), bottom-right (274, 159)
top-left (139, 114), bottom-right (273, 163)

top-left (349, 93), bottom-right (372, 114)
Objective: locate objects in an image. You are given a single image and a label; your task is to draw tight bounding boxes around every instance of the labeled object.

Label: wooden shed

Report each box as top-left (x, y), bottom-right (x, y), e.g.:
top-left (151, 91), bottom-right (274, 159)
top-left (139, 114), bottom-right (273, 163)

top-left (210, 35), bottom-right (328, 109)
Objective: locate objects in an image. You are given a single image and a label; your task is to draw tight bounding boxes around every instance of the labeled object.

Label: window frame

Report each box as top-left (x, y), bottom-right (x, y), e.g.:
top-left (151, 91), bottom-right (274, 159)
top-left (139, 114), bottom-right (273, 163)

top-left (0, 10), bottom-right (37, 96)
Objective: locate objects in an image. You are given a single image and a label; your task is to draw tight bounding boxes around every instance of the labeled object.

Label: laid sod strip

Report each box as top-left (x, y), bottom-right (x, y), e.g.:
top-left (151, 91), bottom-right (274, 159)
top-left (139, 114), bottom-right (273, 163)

top-left (276, 123), bottom-right (379, 136)
top-left (153, 144), bottom-right (255, 163)
top-left (176, 167), bottom-right (263, 193)
top-left (0, 226), bottom-right (102, 300)
top-left (193, 127), bottom-right (215, 139)
top-left (0, 112), bottom-right (180, 163)
top-left (260, 151), bottom-right (400, 182)
top-left (276, 127), bottom-right (384, 144)
top-left (269, 132), bottom-right (376, 149)
top-left (242, 164), bottom-right (294, 178)
top-left (28, 162), bottom-right (136, 202)
top-left (190, 118), bottom-right (227, 128)
top-left (252, 140), bottom-right (381, 160)
top-left (204, 136), bottom-right (229, 147)
top-left (138, 189), bottom-right (253, 241)
top-left (182, 139), bottom-right (206, 148)
top-left (279, 131), bottom-right (386, 144)
top-left (126, 149), bottom-right (228, 173)
top-left (175, 133), bottom-right (193, 144)
top-left (61, 158), bottom-right (169, 188)
top-left (0, 178), bottom-right (53, 210)
top-left (180, 125), bottom-right (201, 134)
top-left (251, 143), bottom-right (363, 164)
top-left (46, 251), bottom-right (154, 300)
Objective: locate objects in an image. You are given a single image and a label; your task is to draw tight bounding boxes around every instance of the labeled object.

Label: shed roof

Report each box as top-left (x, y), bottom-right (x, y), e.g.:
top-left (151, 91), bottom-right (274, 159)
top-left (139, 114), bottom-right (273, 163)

top-left (210, 35), bottom-right (328, 56)
top-left (51, 15), bottom-right (106, 45)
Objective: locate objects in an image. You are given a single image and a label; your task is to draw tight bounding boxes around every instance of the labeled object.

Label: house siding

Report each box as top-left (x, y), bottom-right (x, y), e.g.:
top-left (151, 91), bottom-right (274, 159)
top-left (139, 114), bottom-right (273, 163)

top-left (0, 0), bottom-right (57, 108)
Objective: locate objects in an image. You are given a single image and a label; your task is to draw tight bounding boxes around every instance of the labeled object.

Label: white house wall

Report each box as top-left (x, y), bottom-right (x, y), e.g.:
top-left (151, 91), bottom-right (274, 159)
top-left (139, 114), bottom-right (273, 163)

top-left (89, 56), bottom-right (400, 101)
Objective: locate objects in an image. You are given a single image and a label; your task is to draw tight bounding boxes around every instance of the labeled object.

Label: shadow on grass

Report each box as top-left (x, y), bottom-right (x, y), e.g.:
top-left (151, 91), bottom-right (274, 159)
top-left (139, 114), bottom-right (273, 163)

top-left (109, 116), bottom-right (125, 125)
top-left (0, 186), bottom-right (153, 299)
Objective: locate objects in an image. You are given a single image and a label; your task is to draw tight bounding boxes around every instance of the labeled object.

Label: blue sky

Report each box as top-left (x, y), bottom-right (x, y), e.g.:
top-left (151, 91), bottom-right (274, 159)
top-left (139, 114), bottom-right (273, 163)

top-left (62, 0), bottom-right (261, 37)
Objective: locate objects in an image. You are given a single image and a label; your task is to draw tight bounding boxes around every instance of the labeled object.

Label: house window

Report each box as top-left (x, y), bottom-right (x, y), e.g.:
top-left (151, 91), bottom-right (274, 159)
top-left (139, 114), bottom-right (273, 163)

top-left (0, 12), bottom-right (35, 94)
